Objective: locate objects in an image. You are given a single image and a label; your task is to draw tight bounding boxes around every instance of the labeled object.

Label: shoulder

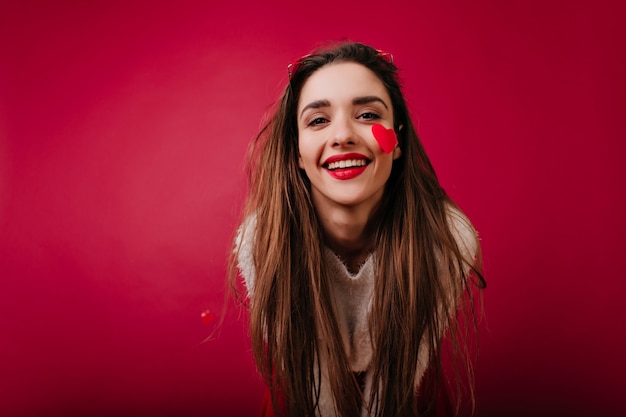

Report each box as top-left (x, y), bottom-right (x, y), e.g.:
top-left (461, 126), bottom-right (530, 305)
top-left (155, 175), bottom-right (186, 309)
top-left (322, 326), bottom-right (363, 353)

top-left (445, 203), bottom-right (480, 271)
top-left (234, 214), bottom-right (257, 297)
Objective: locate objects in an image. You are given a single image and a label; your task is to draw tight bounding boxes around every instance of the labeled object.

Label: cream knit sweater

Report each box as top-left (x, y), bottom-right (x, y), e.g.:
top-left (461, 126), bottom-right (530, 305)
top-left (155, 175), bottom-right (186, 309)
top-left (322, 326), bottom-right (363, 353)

top-left (236, 207), bottom-right (477, 417)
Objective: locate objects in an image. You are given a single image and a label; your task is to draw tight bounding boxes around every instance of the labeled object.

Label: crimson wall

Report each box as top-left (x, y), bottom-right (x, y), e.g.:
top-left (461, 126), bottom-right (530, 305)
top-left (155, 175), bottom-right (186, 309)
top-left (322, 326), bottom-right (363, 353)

top-left (1, 1), bottom-right (624, 416)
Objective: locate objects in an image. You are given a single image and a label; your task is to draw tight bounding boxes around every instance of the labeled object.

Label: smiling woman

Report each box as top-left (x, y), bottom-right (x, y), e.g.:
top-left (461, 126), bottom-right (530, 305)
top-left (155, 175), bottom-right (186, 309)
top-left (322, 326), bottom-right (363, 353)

top-left (230, 42), bottom-right (486, 417)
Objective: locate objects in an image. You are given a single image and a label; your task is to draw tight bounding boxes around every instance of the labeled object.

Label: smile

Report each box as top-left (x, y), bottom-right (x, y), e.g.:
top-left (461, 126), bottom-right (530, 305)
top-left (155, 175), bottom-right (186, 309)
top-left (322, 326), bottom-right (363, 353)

top-left (323, 152), bottom-right (371, 169)
top-left (322, 153), bottom-right (371, 180)
top-left (326, 159), bottom-right (368, 170)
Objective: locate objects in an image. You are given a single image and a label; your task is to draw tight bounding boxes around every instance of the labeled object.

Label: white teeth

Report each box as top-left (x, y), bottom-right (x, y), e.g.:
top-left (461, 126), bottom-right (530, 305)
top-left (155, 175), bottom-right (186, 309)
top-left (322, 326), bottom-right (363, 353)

top-left (327, 159), bottom-right (367, 170)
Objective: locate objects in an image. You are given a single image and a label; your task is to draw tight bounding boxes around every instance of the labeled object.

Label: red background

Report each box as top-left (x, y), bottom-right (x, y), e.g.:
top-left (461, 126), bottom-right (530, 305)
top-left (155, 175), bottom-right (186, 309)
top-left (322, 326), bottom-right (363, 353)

top-left (1, 1), bottom-right (624, 416)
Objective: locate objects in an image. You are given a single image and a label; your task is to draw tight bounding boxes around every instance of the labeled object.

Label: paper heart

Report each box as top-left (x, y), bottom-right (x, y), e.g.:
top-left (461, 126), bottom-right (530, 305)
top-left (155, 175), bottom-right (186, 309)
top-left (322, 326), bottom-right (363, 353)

top-left (372, 123), bottom-right (397, 154)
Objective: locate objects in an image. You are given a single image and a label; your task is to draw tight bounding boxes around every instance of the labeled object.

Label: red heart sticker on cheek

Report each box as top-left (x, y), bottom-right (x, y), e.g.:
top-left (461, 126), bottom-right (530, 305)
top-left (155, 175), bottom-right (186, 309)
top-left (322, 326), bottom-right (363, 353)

top-left (372, 123), bottom-right (398, 154)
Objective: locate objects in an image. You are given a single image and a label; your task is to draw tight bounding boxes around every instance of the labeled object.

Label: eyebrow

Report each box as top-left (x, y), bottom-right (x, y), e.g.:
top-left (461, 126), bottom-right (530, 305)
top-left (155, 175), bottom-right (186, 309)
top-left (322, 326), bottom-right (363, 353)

top-left (299, 99), bottom-right (331, 118)
top-left (352, 96), bottom-right (389, 109)
top-left (299, 96), bottom-right (389, 118)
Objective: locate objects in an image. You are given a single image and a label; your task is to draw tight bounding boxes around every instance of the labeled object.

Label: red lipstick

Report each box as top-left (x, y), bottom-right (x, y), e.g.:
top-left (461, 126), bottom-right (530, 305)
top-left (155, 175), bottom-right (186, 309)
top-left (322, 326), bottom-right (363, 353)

top-left (323, 152), bottom-right (369, 165)
top-left (323, 153), bottom-right (370, 180)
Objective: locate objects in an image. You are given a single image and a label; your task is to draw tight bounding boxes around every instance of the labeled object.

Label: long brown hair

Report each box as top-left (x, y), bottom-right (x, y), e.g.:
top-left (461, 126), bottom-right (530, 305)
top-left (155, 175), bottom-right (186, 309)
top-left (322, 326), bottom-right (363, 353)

top-left (230, 41), bottom-right (485, 417)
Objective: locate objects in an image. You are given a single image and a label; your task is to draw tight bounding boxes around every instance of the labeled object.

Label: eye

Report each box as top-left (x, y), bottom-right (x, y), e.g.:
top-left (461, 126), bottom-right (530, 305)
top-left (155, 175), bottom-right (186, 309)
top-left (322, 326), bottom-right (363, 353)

top-left (358, 112), bottom-right (381, 121)
top-left (307, 116), bottom-right (329, 127)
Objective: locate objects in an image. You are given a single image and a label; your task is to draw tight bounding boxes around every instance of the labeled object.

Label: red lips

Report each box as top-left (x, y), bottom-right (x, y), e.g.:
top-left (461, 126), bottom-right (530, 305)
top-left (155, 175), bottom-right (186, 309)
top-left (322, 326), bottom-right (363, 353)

top-left (323, 152), bottom-right (369, 180)
top-left (323, 152), bottom-right (369, 165)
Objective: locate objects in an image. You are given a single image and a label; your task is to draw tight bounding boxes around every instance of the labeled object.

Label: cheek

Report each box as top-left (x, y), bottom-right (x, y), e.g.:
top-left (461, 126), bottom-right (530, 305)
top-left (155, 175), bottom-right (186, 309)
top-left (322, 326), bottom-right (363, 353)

top-left (297, 138), bottom-right (306, 169)
top-left (297, 134), bottom-right (321, 167)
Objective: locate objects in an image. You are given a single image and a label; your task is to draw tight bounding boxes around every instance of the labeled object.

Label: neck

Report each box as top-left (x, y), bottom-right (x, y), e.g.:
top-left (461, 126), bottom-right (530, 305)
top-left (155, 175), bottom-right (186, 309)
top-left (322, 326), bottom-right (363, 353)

top-left (315, 203), bottom-right (379, 274)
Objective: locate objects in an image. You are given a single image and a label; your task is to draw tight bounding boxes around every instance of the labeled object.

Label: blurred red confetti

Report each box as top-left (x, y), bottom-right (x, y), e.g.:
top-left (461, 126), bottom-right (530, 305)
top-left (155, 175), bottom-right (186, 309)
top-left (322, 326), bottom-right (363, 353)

top-left (200, 310), bottom-right (215, 324)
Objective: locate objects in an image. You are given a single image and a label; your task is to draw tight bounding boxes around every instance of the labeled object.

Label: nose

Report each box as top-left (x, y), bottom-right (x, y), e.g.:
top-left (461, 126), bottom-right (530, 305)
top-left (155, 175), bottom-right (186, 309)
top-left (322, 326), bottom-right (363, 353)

top-left (331, 116), bottom-right (358, 147)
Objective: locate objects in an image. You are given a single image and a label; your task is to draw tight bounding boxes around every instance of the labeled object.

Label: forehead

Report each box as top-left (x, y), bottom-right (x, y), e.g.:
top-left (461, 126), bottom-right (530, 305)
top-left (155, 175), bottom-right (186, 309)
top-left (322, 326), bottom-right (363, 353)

top-left (298, 62), bottom-right (390, 107)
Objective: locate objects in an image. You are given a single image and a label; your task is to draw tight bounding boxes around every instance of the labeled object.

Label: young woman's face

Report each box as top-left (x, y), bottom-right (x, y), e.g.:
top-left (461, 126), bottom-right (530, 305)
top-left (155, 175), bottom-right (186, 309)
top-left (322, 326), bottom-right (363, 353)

top-left (297, 62), bottom-right (401, 213)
